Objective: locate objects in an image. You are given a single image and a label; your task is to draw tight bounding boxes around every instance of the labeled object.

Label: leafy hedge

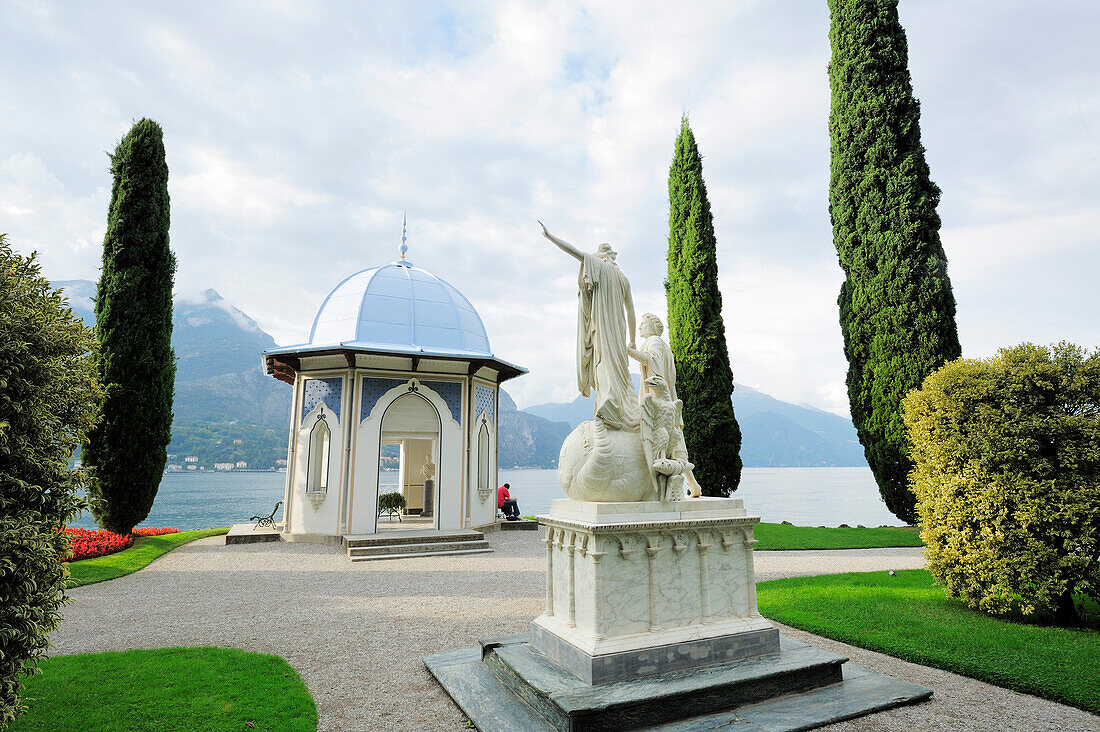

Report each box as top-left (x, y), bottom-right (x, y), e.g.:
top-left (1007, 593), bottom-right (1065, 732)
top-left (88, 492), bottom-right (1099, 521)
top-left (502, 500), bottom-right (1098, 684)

top-left (904, 342), bottom-right (1100, 624)
top-left (377, 492), bottom-right (407, 516)
top-left (0, 236), bottom-right (101, 723)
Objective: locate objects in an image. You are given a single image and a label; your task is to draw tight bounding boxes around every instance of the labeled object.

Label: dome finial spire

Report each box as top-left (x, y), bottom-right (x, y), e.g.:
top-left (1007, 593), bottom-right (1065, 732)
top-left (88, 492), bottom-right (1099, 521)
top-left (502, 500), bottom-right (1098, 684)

top-left (399, 210), bottom-right (408, 260)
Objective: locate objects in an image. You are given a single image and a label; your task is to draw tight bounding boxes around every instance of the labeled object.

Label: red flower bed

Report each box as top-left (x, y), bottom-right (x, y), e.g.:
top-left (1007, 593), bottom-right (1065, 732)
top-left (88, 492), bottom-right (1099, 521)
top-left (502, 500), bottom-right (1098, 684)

top-left (132, 527), bottom-right (180, 538)
top-left (61, 527), bottom-right (181, 562)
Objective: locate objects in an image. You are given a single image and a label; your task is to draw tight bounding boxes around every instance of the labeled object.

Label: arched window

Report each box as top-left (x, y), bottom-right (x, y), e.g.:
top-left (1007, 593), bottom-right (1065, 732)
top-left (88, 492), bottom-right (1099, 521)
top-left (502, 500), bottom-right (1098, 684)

top-left (477, 422), bottom-right (490, 493)
top-left (307, 414), bottom-right (331, 493)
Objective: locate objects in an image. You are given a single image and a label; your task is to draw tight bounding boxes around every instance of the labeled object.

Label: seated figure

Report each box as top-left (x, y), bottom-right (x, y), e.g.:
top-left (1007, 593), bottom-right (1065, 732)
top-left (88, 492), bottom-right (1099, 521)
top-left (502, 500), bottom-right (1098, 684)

top-left (498, 483), bottom-right (520, 520)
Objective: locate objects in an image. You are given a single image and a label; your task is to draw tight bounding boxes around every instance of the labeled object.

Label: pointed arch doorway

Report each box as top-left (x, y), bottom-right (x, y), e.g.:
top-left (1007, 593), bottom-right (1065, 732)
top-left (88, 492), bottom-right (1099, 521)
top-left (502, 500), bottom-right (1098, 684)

top-left (377, 391), bottom-right (441, 531)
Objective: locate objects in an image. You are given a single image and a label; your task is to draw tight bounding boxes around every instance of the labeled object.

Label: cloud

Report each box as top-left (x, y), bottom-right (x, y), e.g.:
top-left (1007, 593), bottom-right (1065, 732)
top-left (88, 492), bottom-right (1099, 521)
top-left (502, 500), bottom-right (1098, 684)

top-left (1, 0), bottom-right (1097, 419)
top-left (0, 152), bottom-right (108, 276)
top-left (171, 145), bottom-right (331, 221)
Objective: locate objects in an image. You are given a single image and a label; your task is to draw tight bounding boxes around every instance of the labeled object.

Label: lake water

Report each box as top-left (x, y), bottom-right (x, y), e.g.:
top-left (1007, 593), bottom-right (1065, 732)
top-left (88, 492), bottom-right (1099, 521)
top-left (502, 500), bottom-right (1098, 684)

top-left (70, 467), bottom-right (905, 530)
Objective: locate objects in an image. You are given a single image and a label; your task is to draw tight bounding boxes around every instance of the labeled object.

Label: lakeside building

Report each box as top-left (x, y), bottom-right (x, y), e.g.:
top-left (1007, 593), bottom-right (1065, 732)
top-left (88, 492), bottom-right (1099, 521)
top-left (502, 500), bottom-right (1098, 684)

top-left (214, 462), bottom-right (235, 471)
top-left (263, 237), bottom-right (525, 540)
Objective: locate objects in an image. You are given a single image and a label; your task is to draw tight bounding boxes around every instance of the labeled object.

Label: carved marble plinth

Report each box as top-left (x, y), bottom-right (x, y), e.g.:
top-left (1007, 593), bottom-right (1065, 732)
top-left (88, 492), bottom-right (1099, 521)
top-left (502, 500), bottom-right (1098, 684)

top-left (530, 498), bottom-right (778, 684)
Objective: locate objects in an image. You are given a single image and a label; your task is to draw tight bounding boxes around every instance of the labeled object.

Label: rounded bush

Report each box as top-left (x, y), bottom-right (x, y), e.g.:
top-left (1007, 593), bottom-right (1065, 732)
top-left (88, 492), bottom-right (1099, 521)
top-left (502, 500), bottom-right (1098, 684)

top-left (903, 343), bottom-right (1100, 624)
top-left (377, 492), bottom-right (407, 515)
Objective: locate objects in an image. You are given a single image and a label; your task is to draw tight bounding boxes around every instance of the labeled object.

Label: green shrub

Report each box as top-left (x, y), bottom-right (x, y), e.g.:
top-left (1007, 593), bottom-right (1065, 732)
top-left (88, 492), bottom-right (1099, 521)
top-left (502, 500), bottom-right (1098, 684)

top-left (0, 236), bottom-right (101, 723)
top-left (377, 492), bottom-right (407, 516)
top-left (903, 343), bottom-right (1100, 625)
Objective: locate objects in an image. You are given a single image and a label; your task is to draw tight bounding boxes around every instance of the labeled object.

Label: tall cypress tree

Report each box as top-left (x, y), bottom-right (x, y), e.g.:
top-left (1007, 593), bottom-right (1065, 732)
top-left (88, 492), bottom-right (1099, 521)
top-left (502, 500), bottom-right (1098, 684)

top-left (828, 0), bottom-right (961, 524)
top-left (667, 116), bottom-right (742, 496)
top-left (83, 119), bottom-right (175, 534)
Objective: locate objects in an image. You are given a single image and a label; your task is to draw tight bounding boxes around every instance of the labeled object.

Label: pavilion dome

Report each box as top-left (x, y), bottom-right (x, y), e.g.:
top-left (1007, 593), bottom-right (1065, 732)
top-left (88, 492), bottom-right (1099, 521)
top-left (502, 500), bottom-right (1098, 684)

top-left (305, 260), bottom-right (491, 356)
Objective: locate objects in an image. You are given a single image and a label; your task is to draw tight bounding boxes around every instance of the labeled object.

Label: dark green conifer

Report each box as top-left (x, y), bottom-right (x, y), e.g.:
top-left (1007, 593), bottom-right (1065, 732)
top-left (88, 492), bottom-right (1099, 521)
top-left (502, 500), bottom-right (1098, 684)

top-left (667, 116), bottom-right (742, 496)
top-left (828, 0), bottom-right (961, 523)
top-left (83, 119), bottom-right (176, 534)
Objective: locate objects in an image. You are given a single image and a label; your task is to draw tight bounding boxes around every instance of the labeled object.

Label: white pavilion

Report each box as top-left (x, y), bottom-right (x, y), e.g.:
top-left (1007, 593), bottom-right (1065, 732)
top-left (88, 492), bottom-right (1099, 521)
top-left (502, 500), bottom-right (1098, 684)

top-left (263, 240), bottom-right (525, 541)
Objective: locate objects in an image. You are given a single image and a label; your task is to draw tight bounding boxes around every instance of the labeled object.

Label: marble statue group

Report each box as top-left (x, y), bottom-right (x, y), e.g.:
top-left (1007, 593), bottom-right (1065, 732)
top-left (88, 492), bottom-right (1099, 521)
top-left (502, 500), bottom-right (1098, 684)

top-left (424, 223), bottom-right (931, 732)
top-left (539, 222), bottom-right (701, 502)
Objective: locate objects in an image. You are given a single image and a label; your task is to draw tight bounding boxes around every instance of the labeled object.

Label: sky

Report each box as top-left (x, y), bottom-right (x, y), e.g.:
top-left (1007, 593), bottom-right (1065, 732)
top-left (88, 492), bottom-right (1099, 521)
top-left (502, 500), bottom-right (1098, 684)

top-left (2, 0), bottom-right (1097, 413)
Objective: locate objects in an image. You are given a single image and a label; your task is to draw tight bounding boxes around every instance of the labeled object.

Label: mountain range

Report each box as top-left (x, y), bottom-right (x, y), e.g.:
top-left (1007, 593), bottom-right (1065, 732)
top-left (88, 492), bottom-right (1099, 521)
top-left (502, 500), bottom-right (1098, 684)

top-left (57, 279), bottom-right (865, 469)
top-left (526, 377), bottom-right (865, 468)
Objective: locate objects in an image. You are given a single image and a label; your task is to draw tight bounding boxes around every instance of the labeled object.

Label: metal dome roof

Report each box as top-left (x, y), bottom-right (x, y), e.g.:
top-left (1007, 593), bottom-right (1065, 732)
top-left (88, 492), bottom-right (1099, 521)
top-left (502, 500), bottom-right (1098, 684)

top-left (302, 260), bottom-right (490, 356)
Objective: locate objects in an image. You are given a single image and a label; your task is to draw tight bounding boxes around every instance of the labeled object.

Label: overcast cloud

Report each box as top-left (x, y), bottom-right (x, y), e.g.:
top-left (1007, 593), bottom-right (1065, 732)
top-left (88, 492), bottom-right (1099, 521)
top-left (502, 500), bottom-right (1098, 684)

top-left (2, 0), bottom-right (1097, 413)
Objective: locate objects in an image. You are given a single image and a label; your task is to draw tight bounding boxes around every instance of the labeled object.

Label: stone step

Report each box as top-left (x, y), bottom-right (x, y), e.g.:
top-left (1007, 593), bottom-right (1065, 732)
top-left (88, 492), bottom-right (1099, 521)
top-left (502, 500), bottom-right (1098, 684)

top-left (348, 547), bottom-right (494, 562)
top-left (343, 529), bottom-right (483, 548)
top-left (424, 634), bottom-right (933, 732)
top-left (486, 639), bottom-right (846, 731)
top-left (642, 662), bottom-right (933, 731)
top-left (347, 539), bottom-right (491, 557)
top-left (498, 518), bottom-right (539, 531)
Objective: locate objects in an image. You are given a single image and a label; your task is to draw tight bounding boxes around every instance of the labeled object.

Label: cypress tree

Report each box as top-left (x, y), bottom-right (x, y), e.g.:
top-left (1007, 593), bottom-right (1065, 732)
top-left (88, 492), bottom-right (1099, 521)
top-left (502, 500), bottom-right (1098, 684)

top-left (828, 0), bottom-right (961, 524)
top-left (667, 116), bottom-right (742, 496)
top-left (83, 119), bottom-right (176, 534)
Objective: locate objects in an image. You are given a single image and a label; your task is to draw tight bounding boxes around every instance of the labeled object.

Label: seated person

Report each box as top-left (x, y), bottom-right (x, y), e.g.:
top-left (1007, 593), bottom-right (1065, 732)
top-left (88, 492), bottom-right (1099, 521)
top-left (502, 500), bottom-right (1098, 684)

top-left (497, 483), bottom-right (520, 521)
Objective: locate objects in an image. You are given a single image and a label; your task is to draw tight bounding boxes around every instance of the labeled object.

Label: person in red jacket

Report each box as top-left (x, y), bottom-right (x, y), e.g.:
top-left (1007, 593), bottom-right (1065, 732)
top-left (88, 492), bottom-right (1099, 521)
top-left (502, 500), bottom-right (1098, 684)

top-left (497, 483), bottom-right (519, 520)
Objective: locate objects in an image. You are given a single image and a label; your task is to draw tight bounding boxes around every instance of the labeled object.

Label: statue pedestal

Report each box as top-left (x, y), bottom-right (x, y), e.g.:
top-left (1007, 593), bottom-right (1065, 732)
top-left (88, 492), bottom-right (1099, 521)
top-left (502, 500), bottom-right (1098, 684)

top-left (421, 479), bottom-right (434, 517)
top-left (529, 498), bottom-right (778, 684)
top-left (426, 495), bottom-right (933, 730)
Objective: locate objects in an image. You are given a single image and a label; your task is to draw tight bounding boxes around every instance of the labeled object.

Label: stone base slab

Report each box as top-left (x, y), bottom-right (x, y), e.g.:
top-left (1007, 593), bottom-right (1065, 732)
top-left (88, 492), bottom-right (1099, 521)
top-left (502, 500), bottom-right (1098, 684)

top-left (529, 621), bottom-right (780, 685)
top-left (424, 633), bottom-right (933, 732)
top-left (500, 518), bottom-right (539, 531)
top-left (225, 523), bottom-right (283, 544)
top-left (531, 611), bottom-right (776, 659)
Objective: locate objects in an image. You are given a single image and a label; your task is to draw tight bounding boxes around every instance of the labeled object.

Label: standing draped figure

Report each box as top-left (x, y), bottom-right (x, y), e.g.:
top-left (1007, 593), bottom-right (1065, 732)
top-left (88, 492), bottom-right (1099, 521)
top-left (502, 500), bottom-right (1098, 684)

top-left (630, 312), bottom-right (703, 498)
top-left (541, 223), bottom-right (639, 432)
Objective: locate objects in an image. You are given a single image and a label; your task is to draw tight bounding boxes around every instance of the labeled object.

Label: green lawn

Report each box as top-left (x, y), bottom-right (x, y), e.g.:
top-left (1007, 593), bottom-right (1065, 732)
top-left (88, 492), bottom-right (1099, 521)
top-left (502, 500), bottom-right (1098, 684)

top-left (757, 569), bottom-right (1100, 714)
top-left (524, 519), bottom-right (923, 551)
top-left (11, 647), bottom-right (316, 731)
top-left (752, 522), bottom-right (922, 550)
top-left (66, 528), bottom-right (228, 587)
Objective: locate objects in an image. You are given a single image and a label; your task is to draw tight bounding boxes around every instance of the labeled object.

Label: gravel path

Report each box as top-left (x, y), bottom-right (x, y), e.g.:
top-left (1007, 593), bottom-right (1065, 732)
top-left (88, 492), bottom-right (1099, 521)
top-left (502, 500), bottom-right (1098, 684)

top-left (54, 532), bottom-right (1098, 731)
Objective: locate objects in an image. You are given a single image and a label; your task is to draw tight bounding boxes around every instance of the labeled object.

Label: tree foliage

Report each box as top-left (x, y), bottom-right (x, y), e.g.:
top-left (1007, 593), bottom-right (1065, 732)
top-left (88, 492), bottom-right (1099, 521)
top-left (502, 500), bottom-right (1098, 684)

top-left (903, 343), bottom-right (1100, 625)
top-left (0, 235), bottom-right (101, 723)
top-left (667, 116), bottom-right (742, 496)
top-left (828, 0), bottom-right (961, 523)
top-left (377, 492), bottom-right (407, 518)
top-left (83, 119), bottom-right (176, 534)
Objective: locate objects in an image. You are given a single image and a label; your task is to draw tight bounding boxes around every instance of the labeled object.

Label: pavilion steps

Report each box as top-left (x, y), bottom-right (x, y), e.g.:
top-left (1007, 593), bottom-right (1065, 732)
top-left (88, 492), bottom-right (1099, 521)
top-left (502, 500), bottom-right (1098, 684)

top-left (342, 529), bottom-right (492, 562)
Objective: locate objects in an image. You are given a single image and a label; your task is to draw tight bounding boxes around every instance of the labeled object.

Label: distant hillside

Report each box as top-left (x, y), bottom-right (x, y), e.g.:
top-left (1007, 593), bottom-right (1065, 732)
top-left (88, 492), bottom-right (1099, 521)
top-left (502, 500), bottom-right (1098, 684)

top-left (526, 380), bottom-right (866, 468)
top-left (173, 289), bottom-right (277, 381)
top-left (58, 280), bottom-right (293, 426)
top-left (170, 290), bottom-right (292, 424)
top-left (498, 391), bottom-right (572, 469)
top-left (733, 385), bottom-right (865, 467)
